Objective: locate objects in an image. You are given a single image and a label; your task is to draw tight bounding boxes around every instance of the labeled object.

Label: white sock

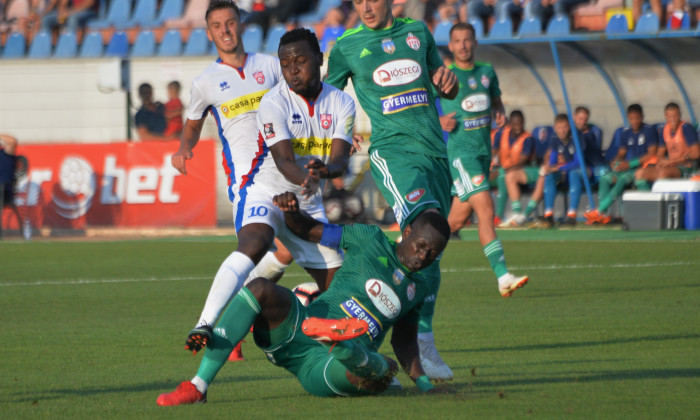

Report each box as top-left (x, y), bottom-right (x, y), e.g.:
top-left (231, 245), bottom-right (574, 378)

top-left (196, 251), bottom-right (255, 328)
top-left (244, 251), bottom-right (289, 286)
top-left (190, 376), bottom-right (208, 394)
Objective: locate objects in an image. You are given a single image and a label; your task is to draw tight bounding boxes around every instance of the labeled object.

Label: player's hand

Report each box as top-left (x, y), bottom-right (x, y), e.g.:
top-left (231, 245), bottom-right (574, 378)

top-left (301, 169), bottom-right (320, 199)
top-left (440, 112), bottom-right (457, 132)
top-left (185, 325), bottom-right (213, 355)
top-left (351, 134), bottom-right (364, 155)
top-left (171, 148), bottom-right (193, 175)
top-left (305, 158), bottom-right (329, 178)
top-left (658, 158), bottom-right (672, 168)
top-left (273, 192), bottom-right (300, 213)
top-left (432, 66), bottom-right (457, 96)
top-left (614, 160), bottom-right (629, 171)
top-left (494, 110), bottom-right (507, 128)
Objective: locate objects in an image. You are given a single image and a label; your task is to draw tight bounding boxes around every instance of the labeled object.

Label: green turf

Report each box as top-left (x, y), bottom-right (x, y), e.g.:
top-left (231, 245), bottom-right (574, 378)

top-left (1, 230), bottom-right (699, 419)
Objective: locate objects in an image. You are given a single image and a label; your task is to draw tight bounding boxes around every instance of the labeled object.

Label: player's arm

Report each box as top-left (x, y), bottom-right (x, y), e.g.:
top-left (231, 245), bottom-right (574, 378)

top-left (611, 145), bottom-right (628, 171)
top-left (268, 140), bottom-right (319, 198)
top-left (306, 139), bottom-right (353, 179)
top-left (491, 96), bottom-right (506, 128)
top-left (660, 125), bottom-right (699, 167)
top-left (273, 192), bottom-right (342, 247)
top-left (171, 118), bottom-right (205, 175)
top-left (429, 66), bottom-right (458, 100)
top-left (0, 134), bottom-right (18, 155)
top-left (390, 313), bottom-right (438, 393)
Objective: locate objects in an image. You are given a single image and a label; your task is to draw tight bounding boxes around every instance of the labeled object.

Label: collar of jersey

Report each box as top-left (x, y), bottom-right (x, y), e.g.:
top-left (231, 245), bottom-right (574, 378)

top-left (216, 54), bottom-right (249, 78)
top-left (450, 62), bottom-right (475, 71)
top-left (288, 83), bottom-right (324, 116)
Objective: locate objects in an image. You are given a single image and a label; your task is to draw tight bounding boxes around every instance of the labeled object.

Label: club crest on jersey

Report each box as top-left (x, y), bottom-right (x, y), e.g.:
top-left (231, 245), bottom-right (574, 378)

top-left (406, 32), bottom-right (420, 50)
top-left (219, 81), bottom-right (230, 91)
top-left (481, 74), bottom-right (490, 88)
top-left (407, 282), bottom-right (416, 301)
top-left (264, 123), bottom-right (275, 139)
top-left (253, 71), bottom-right (265, 85)
top-left (320, 113), bottom-right (332, 130)
top-left (393, 269), bottom-right (405, 285)
top-left (472, 174), bottom-right (485, 186)
top-left (468, 77), bottom-right (477, 90)
top-left (405, 188), bottom-right (425, 203)
top-left (381, 38), bottom-right (395, 54)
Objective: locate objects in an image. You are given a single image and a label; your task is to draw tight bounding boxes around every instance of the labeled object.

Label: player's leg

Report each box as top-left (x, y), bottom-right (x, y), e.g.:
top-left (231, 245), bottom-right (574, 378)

top-left (521, 167), bottom-right (542, 219)
top-left (658, 166), bottom-right (683, 179)
top-left (634, 167), bottom-right (655, 190)
top-left (245, 239), bottom-right (293, 285)
top-left (495, 168), bottom-right (508, 221)
top-left (500, 168), bottom-right (527, 227)
top-left (565, 169), bottom-right (584, 223)
top-left (447, 196), bottom-right (473, 233)
top-left (541, 172), bottom-right (560, 225)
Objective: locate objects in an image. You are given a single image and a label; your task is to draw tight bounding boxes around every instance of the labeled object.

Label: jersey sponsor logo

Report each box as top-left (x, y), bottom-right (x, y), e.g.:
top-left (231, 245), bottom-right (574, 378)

top-left (366, 279), bottom-right (402, 319)
top-left (291, 136), bottom-right (333, 157)
top-left (320, 113), bottom-right (332, 130)
top-left (372, 59), bottom-right (422, 87)
top-left (220, 90), bottom-right (268, 119)
top-left (264, 123), bottom-right (275, 139)
top-left (406, 32), bottom-right (420, 50)
top-left (481, 74), bottom-right (490, 88)
top-left (253, 71), bottom-right (265, 85)
top-left (381, 38), bottom-right (395, 54)
top-left (360, 48), bottom-right (372, 58)
top-left (292, 113), bottom-right (302, 124)
top-left (407, 282), bottom-right (416, 301)
top-left (341, 297), bottom-right (382, 340)
top-left (380, 88), bottom-right (429, 114)
top-left (219, 81), bottom-right (230, 91)
top-left (461, 93), bottom-right (490, 113)
top-left (472, 174), bottom-right (485, 186)
top-left (393, 268), bottom-right (405, 285)
top-left (468, 77), bottom-right (477, 90)
top-left (405, 188), bottom-right (425, 203)
top-left (462, 115), bottom-right (491, 130)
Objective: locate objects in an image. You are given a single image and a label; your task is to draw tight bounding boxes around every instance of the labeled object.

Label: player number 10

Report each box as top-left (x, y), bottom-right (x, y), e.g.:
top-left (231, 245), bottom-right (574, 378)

top-left (249, 206), bottom-right (269, 217)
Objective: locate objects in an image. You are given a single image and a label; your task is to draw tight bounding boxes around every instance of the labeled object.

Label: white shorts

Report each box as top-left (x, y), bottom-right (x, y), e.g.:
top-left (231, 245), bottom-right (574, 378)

top-left (232, 186), bottom-right (343, 270)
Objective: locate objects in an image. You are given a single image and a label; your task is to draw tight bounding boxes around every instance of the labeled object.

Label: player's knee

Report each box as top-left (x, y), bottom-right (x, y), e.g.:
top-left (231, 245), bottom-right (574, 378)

top-left (245, 277), bottom-right (276, 302)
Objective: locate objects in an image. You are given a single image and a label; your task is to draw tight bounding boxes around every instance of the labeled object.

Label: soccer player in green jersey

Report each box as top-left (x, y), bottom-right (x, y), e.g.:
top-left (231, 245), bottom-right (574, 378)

top-left (439, 22), bottom-right (528, 297)
top-left (326, 0), bottom-right (458, 381)
top-left (156, 192), bottom-right (451, 404)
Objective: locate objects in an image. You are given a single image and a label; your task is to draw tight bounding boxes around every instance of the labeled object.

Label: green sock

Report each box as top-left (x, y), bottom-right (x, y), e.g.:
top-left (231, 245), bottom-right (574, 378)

top-left (496, 172), bottom-right (508, 219)
top-left (524, 200), bottom-right (538, 217)
top-left (511, 201), bottom-right (522, 213)
top-left (417, 261), bottom-right (440, 333)
top-left (484, 239), bottom-right (508, 278)
top-left (195, 287), bottom-right (260, 384)
top-left (330, 341), bottom-right (388, 380)
top-left (597, 173), bottom-right (613, 207)
top-left (600, 174), bottom-right (633, 213)
top-left (635, 179), bottom-right (651, 191)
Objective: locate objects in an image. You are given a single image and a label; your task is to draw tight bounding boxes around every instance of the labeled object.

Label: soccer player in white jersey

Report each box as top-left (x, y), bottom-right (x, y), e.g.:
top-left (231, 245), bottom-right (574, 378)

top-left (170, 0), bottom-right (354, 357)
top-left (158, 26), bottom-right (357, 406)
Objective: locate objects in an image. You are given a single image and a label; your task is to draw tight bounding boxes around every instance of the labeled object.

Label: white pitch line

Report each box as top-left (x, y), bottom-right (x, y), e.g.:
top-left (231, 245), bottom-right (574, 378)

top-left (1, 261), bottom-right (696, 288)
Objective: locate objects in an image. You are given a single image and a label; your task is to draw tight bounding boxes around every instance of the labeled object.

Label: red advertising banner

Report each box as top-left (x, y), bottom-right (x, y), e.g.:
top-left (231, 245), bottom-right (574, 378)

top-left (2, 140), bottom-right (217, 229)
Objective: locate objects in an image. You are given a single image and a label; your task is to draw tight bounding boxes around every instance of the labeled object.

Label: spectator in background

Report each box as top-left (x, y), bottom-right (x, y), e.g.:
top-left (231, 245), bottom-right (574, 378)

top-left (0, 134), bottom-right (24, 239)
top-left (526, 0), bottom-right (592, 30)
top-left (635, 102), bottom-right (699, 188)
top-left (468, 0), bottom-right (524, 29)
top-left (437, 0), bottom-right (467, 24)
top-left (40, 0), bottom-right (98, 34)
top-left (164, 81), bottom-right (184, 139)
top-left (245, 0), bottom-right (316, 35)
top-left (320, 6), bottom-right (345, 53)
top-left (134, 83), bottom-right (167, 141)
top-left (632, 0), bottom-right (663, 25)
top-left (403, 0), bottom-right (428, 21)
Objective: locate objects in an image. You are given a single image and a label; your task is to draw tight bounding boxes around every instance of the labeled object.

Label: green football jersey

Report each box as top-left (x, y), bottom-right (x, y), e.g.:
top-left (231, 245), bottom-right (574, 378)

top-left (326, 18), bottom-right (446, 158)
top-left (306, 224), bottom-right (430, 351)
top-left (440, 62), bottom-right (501, 158)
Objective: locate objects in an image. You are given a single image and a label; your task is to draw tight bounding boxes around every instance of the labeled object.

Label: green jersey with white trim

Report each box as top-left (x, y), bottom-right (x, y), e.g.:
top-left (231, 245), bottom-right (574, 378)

top-left (306, 224), bottom-right (429, 351)
top-left (326, 18), bottom-right (446, 158)
top-left (440, 62), bottom-right (501, 158)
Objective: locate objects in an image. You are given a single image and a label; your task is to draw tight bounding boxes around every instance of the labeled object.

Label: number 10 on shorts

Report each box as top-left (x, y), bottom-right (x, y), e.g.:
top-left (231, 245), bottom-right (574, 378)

top-left (248, 206), bottom-right (269, 218)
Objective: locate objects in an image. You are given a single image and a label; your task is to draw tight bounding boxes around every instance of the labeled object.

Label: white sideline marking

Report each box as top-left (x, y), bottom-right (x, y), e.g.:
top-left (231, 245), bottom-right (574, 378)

top-left (0, 261), bottom-right (695, 288)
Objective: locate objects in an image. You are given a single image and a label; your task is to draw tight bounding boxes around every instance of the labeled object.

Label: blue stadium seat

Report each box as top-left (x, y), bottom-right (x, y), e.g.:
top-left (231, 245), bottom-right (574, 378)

top-left (153, 0), bottom-right (184, 26)
top-left (297, 0), bottom-right (342, 25)
top-left (546, 15), bottom-right (570, 35)
top-left (131, 30), bottom-right (156, 57)
top-left (105, 31), bottom-right (129, 57)
top-left (264, 23), bottom-right (287, 54)
top-left (635, 12), bottom-right (659, 33)
top-left (158, 29), bottom-right (183, 56)
top-left (518, 17), bottom-right (542, 36)
top-left (489, 18), bottom-right (513, 38)
top-left (27, 30), bottom-right (52, 59)
top-left (532, 125), bottom-right (554, 163)
top-left (320, 26), bottom-right (345, 53)
top-left (126, 0), bottom-right (158, 27)
top-left (54, 30), bottom-right (79, 58)
top-left (210, 38), bottom-right (219, 55)
top-left (79, 32), bottom-right (104, 57)
top-left (604, 127), bottom-right (624, 164)
top-left (467, 18), bottom-right (484, 39)
top-left (433, 21), bottom-right (452, 46)
top-left (242, 23), bottom-right (263, 53)
top-left (606, 14), bottom-right (629, 34)
top-left (88, 0), bottom-right (132, 30)
top-left (2, 32), bottom-right (26, 59)
top-left (183, 28), bottom-right (211, 56)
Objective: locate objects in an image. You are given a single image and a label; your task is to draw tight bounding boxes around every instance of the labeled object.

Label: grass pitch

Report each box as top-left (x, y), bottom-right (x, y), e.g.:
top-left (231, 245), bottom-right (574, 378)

top-left (1, 229), bottom-right (699, 419)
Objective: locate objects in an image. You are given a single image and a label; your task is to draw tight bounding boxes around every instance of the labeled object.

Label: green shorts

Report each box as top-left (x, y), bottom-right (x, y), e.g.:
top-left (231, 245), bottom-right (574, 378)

top-left (449, 152), bottom-right (492, 202)
top-left (679, 165), bottom-right (695, 178)
top-left (253, 290), bottom-right (374, 397)
top-left (369, 147), bottom-right (451, 228)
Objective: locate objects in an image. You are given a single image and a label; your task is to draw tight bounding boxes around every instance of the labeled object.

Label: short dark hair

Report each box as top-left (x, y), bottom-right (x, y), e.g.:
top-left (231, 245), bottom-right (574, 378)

top-left (574, 106), bottom-right (590, 115)
top-left (510, 110), bottom-right (524, 121)
top-left (279, 28), bottom-right (321, 57)
top-left (449, 22), bottom-right (476, 39)
top-left (205, 0), bottom-right (240, 23)
top-left (138, 83), bottom-right (152, 97)
top-left (168, 80), bottom-right (181, 91)
top-left (555, 113), bottom-right (569, 124)
top-left (627, 103), bottom-right (643, 115)
top-left (411, 211), bottom-right (450, 244)
top-left (664, 102), bottom-right (680, 112)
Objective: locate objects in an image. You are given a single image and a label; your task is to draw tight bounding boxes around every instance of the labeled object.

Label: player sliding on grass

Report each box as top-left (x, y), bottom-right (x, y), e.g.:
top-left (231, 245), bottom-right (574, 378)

top-left (156, 191), bottom-right (451, 405)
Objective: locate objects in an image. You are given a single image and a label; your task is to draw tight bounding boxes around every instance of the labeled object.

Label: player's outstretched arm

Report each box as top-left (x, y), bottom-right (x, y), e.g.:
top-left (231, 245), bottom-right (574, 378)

top-left (390, 315), bottom-right (435, 393)
top-left (273, 192), bottom-right (325, 243)
top-left (171, 118), bottom-right (205, 175)
top-left (306, 138), bottom-right (353, 179)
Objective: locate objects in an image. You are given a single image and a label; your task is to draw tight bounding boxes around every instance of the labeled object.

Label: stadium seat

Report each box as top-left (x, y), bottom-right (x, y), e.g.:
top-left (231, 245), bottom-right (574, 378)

top-left (604, 127), bottom-right (623, 164)
top-left (87, 0), bottom-right (132, 30)
top-left (635, 12), bottom-right (659, 33)
top-left (27, 30), bottom-right (52, 59)
top-left (79, 31), bottom-right (104, 57)
top-left (518, 17), bottom-right (542, 36)
top-left (105, 31), bottom-right (129, 57)
top-left (131, 30), bottom-right (156, 57)
top-left (467, 18), bottom-right (485, 39)
top-left (489, 18), bottom-right (513, 38)
top-left (546, 14), bottom-right (570, 35)
top-left (126, 0), bottom-right (158, 28)
top-left (158, 29), bottom-right (183, 56)
top-left (242, 23), bottom-right (263, 53)
top-left (433, 20), bottom-right (452, 46)
top-left (165, 0), bottom-right (207, 29)
top-left (2, 32), bottom-right (26, 59)
top-left (264, 23), bottom-right (287, 54)
top-left (54, 30), bottom-right (79, 58)
top-left (153, 0), bottom-right (184, 26)
top-left (666, 11), bottom-right (690, 29)
top-left (297, 0), bottom-right (342, 25)
top-left (532, 125), bottom-right (554, 164)
top-left (183, 28), bottom-right (211, 56)
top-left (320, 25), bottom-right (345, 53)
top-left (606, 14), bottom-right (629, 34)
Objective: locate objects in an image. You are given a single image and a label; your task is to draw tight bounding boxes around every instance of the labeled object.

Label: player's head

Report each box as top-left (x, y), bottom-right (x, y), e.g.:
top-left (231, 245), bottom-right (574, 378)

top-left (554, 113), bottom-right (570, 141)
top-left (353, 0), bottom-right (394, 30)
top-left (398, 211), bottom-right (450, 272)
top-left (138, 83), bottom-right (153, 103)
top-left (664, 102), bottom-right (681, 130)
top-left (573, 106), bottom-right (590, 131)
top-left (627, 104), bottom-right (643, 131)
top-left (205, 0), bottom-right (243, 55)
top-left (448, 22), bottom-right (477, 66)
top-left (167, 80), bottom-right (181, 98)
top-left (278, 28), bottom-right (323, 100)
top-left (510, 110), bottom-right (524, 136)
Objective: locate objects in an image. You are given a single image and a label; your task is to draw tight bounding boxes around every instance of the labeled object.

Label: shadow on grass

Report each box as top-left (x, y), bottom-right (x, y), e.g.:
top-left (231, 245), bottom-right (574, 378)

top-left (477, 368), bottom-right (700, 388)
